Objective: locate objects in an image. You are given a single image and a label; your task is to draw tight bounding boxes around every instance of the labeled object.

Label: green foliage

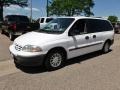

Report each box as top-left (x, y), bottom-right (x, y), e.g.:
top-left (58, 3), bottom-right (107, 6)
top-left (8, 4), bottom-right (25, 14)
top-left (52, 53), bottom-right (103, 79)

top-left (108, 16), bottom-right (118, 23)
top-left (0, 0), bottom-right (28, 6)
top-left (48, 0), bottom-right (94, 16)
top-left (0, 0), bottom-right (28, 21)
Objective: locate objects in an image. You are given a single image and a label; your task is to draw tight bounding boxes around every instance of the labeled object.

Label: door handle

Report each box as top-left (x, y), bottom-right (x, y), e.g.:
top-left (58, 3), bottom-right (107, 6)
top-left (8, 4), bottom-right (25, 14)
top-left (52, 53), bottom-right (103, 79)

top-left (85, 36), bottom-right (89, 40)
top-left (93, 35), bottom-right (96, 39)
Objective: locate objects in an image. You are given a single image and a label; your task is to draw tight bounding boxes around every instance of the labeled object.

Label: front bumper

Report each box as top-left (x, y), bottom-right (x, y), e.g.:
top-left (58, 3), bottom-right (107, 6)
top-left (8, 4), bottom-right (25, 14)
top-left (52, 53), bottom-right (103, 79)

top-left (13, 54), bottom-right (45, 66)
top-left (9, 45), bottom-right (46, 66)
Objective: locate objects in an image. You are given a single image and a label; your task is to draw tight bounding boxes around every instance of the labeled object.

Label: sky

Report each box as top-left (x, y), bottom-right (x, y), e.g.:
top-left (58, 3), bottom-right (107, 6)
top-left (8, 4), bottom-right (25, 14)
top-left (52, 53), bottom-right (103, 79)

top-left (93, 0), bottom-right (120, 19)
top-left (3, 0), bottom-right (120, 20)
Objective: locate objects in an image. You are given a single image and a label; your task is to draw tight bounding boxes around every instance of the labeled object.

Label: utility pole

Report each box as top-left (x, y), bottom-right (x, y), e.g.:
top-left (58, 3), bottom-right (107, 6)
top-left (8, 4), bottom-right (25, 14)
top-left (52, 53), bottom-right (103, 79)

top-left (47, 0), bottom-right (49, 17)
top-left (0, 0), bottom-right (3, 21)
top-left (30, 0), bottom-right (32, 22)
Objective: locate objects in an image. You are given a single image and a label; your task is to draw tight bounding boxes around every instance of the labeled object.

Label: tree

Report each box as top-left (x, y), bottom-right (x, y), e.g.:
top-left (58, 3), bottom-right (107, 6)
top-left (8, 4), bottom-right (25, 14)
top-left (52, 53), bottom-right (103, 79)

top-left (0, 0), bottom-right (28, 21)
top-left (48, 0), bottom-right (94, 16)
top-left (108, 16), bottom-right (118, 23)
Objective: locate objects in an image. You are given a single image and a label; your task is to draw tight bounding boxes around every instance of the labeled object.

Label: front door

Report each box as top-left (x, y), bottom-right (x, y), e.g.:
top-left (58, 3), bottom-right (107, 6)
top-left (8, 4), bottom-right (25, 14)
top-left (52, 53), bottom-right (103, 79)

top-left (68, 19), bottom-right (92, 59)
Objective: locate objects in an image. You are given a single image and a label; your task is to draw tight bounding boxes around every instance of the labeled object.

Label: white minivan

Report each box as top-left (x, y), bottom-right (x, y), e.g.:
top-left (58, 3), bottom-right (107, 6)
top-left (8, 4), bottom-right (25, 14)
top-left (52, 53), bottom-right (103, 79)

top-left (9, 17), bottom-right (114, 70)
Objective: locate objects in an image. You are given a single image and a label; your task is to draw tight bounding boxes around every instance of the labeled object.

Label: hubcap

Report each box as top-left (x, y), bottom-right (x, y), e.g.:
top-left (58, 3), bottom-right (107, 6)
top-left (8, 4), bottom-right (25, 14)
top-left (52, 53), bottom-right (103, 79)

top-left (50, 53), bottom-right (62, 68)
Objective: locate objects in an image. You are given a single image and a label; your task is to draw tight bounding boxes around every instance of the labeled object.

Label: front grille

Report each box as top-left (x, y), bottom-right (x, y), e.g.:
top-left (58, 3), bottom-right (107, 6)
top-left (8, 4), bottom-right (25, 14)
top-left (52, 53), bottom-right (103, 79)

top-left (15, 44), bottom-right (22, 51)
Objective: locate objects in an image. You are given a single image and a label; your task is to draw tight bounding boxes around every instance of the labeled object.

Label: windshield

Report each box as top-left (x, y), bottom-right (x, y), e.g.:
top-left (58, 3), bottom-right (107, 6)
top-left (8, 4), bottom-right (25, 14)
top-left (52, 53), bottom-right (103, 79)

top-left (37, 18), bottom-right (74, 34)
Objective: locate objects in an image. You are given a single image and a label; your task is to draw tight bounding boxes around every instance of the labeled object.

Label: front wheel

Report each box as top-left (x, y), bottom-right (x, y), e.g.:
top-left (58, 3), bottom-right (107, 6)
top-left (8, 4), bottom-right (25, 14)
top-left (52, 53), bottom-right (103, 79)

top-left (45, 50), bottom-right (65, 70)
top-left (102, 41), bottom-right (111, 53)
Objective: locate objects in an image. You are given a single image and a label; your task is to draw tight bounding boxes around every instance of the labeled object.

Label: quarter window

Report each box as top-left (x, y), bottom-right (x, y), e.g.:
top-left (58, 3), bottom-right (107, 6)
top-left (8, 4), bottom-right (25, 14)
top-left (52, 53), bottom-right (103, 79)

top-left (102, 20), bottom-right (113, 31)
top-left (87, 19), bottom-right (113, 33)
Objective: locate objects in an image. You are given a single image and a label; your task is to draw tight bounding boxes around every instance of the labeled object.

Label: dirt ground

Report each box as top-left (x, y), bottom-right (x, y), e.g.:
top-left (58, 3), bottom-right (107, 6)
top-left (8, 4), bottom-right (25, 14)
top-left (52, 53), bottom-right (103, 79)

top-left (0, 33), bottom-right (120, 90)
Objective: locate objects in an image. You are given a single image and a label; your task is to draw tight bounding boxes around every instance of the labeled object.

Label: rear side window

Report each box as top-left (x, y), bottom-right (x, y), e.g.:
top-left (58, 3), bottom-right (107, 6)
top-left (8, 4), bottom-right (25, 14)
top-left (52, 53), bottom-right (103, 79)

top-left (40, 18), bottom-right (44, 23)
top-left (102, 20), bottom-right (113, 31)
top-left (46, 18), bottom-right (53, 23)
top-left (87, 19), bottom-right (113, 33)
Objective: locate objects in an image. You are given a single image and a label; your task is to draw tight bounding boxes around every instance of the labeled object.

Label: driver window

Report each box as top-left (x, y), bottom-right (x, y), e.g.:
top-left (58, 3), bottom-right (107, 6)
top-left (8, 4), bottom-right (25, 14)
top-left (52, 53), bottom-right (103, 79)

top-left (69, 19), bottom-right (86, 35)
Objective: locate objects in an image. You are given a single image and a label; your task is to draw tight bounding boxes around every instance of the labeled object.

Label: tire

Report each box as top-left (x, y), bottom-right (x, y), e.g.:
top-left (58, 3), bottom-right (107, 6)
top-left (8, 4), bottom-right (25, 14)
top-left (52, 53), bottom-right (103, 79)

top-left (0, 30), bottom-right (2, 34)
top-left (14, 60), bottom-right (22, 68)
top-left (102, 41), bottom-right (111, 53)
top-left (9, 32), bottom-right (15, 41)
top-left (44, 50), bottom-right (65, 71)
top-left (0, 29), bottom-right (4, 34)
top-left (118, 30), bottom-right (120, 34)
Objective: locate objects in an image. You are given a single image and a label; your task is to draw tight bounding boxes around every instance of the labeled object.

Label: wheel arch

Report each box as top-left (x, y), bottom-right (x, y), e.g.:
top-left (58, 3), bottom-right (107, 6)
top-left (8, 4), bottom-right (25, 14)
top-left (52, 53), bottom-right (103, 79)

top-left (104, 39), bottom-right (113, 45)
top-left (46, 47), bottom-right (67, 60)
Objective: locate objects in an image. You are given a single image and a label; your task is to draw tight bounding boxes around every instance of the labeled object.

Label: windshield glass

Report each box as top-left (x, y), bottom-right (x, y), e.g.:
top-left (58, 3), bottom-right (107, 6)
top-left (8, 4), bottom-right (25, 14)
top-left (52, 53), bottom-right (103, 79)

top-left (37, 18), bottom-right (74, 34)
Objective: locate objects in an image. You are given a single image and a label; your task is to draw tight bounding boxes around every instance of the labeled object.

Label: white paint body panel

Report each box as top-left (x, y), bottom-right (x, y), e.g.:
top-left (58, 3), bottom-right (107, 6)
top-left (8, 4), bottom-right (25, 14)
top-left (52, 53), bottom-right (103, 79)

top-left (10, 17), bottom-right (114, 60)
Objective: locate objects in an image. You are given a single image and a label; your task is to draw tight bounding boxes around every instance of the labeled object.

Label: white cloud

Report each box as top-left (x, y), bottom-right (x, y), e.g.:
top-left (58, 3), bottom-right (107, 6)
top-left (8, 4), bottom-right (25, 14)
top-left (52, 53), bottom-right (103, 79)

top-left (32, 8), bottom-right (40, 12)
top-left (10, 5), bottom-right (21, 9)
top-left (24, 7), bottom-right (31, 11)
top-left (4, 7), bottom-right (16, 11)
top-left (4, 12), bottom-right (12, 15)
top-left (4, 5), bottom-right (41, 19)
top-left (4, 5), bottom-right (40, 12)
top-left (4, 5), bottom-right (21, 11)
top-left (24, 7), bottom-right (40, 12)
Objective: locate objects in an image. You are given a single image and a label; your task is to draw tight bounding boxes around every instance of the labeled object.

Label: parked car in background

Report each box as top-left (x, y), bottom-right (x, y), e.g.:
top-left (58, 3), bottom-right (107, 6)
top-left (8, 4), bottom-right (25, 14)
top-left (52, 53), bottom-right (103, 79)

top-left (112, 23), bottom-right (120, 33)
top-left (0, 21), bottom-right (2, 28)
top-left (37, 17), bottom-right (54, 29)
top-left (10, 17), bottom-right (114, 70)
top-left (1, 15), bottom-right (39, 40)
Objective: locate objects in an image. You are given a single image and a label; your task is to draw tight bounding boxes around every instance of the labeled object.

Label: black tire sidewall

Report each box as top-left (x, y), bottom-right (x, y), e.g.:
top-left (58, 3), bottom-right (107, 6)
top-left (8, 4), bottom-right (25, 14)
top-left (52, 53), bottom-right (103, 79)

top-left (9, 32), bottom-right (14, 41)
top-left (103, 42), bottom-right (110, 53)
top-left (45, 50), bottom-right (65, 70)
top-left (1, 30), bottom-right (4, 34)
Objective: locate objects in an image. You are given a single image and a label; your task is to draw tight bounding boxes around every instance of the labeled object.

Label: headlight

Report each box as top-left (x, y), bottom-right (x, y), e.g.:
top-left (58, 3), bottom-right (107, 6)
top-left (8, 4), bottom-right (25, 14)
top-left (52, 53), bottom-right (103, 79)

top-left (22, 45), bottom-right (42, 52)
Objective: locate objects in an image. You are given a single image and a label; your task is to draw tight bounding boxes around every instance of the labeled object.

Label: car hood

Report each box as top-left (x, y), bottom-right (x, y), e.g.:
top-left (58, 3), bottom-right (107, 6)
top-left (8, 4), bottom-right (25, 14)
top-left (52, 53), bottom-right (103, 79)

top-left (14, 32), bottom-right (63, 46)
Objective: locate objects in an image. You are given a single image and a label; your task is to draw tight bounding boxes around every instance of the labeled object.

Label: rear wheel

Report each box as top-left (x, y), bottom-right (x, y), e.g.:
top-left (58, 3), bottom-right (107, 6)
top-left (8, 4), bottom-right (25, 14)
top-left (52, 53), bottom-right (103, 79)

top-left (45, 50), bottom-right (65, 70)
top-left (102, 41), bottom-right (111, 53)
top-left (9, 32), bottom-right (15, 41)
top-left (0, 29), bottom-right (4, 34)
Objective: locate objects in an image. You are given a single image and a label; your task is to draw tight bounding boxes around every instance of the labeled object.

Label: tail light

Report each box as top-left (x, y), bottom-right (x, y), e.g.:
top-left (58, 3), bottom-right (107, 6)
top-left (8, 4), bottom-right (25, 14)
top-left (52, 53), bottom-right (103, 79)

top-left (12, 24), bottom-right (16, 30)
top-left (10, 24), bottom-right (16, 30)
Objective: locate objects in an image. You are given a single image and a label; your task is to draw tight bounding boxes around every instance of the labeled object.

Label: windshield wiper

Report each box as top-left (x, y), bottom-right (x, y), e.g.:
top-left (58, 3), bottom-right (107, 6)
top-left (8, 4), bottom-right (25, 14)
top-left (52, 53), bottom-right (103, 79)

top-left (35, 29), bottom-right (63, 34)
top-left (35, 29), bottom-right (47, 33)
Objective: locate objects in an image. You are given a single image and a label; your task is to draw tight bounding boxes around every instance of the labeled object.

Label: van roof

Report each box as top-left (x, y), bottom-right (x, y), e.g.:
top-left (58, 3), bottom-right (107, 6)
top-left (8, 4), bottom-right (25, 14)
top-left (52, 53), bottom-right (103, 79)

top-left (38, 16), bottom-right (107, 20)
